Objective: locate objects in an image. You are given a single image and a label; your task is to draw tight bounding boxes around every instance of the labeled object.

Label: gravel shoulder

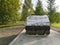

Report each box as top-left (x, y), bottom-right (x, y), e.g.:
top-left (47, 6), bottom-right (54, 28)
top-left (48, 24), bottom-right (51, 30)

top-left (51, 26), bottom-right (60, 32)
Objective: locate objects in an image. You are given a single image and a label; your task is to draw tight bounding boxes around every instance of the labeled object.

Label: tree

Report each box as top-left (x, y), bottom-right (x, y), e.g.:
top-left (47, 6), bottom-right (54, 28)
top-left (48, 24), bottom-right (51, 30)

top-left (35, 0), bottom-right (45, 15)
top-left (21, 0), bottom-right (33, 21)
top-left (0, 0), bottom-right (21, 25)
top-left (51, 12), bottom-right (60, 23)
top-left (47, 0), bottom-right (56, 22)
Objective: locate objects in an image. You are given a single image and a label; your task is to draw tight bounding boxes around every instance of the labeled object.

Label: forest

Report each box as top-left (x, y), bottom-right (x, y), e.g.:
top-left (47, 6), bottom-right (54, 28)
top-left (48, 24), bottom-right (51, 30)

top-left (0, 0), bottom-right (60, 27)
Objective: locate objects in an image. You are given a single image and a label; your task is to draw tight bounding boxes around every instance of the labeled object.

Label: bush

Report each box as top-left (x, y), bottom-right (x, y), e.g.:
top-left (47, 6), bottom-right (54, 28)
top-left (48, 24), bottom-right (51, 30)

top-left (0, 0), bottom-right (21, 25)
top-left (51, 13), bottom-right (60, 23)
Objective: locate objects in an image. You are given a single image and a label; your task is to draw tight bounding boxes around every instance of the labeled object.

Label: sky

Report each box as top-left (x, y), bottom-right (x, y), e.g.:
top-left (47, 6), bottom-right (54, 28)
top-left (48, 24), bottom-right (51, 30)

top-left (55, 0), bottom-right (60, 12)
top-left (32, 0), bottom-right (60, 12)
top-left (21, 0), bottom-right (60, 12)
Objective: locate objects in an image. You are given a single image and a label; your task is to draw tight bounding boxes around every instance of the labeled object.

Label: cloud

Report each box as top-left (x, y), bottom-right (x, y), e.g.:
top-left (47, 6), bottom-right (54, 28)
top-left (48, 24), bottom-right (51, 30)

top-left (20, 0), bottom-right (60, 12)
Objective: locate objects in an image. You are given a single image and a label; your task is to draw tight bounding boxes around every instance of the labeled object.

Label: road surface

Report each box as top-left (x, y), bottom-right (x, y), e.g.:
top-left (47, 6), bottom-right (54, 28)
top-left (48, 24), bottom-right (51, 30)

top-left (9, 29), bottom-right (60, 45)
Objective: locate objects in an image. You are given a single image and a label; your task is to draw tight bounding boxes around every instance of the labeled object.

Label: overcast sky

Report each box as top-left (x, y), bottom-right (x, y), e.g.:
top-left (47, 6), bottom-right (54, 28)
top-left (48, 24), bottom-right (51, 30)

top-left (32, 0), bottom-right (60, 12)
top-left (21, 0), bottom-right (60, 12)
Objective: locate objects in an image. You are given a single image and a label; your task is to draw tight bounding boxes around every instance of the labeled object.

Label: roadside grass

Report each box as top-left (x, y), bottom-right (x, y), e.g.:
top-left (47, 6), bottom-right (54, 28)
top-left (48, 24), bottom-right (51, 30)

top-left (0, 21), bottom-right (60, 28)
top-left (51, 23), bottom-right (60, 28)
top-left (0, 21), bottom-right (26, 29)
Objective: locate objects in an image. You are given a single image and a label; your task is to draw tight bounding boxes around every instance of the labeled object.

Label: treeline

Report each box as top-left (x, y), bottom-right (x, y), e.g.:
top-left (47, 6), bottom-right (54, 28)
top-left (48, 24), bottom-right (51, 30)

top-left (21, 0), bottom-right (60, 23)
top-left (0, 0), bottom-right (21, 25)
top-left (0, 0), bottom-right (60, 25)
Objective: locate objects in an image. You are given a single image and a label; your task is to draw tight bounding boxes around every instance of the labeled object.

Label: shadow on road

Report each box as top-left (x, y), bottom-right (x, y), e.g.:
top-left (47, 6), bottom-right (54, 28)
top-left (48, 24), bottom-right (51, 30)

top-left (0, 35), bottom-right (17, 45)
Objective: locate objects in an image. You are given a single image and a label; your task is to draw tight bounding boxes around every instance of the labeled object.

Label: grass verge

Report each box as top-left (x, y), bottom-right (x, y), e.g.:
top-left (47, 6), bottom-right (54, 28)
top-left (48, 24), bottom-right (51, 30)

top-left (51, 23), bottom-right (60, 28)
top-left (0, 21), bottom-right (25, 29)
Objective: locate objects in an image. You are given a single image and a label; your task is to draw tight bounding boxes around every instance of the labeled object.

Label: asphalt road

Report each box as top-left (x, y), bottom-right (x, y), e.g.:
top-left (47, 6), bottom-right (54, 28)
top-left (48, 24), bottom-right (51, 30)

top-left (9, 29), bottom-right (60, 45)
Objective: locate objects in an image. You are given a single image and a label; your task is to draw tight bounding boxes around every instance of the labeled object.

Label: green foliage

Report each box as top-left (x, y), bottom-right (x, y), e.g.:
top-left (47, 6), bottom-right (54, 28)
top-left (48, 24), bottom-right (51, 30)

top-left (47, 0), bottom-right (60, 23)
top-left (34, 0), bottom-right (45, 15)
top-left (20, 0), bottom-right (33, 21)
top-left (47, 0), bottom-right (56, 22)
top-left (51, 13), bottom-right (60, 23)
top-left (20, 4), bottom-right (29, 21)
top-left (0, 21), bottom-right (25, 29)
top-left (0, 0), bottom-right (21, 25)
top-left (51, 23), bottom-right (60, 28)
